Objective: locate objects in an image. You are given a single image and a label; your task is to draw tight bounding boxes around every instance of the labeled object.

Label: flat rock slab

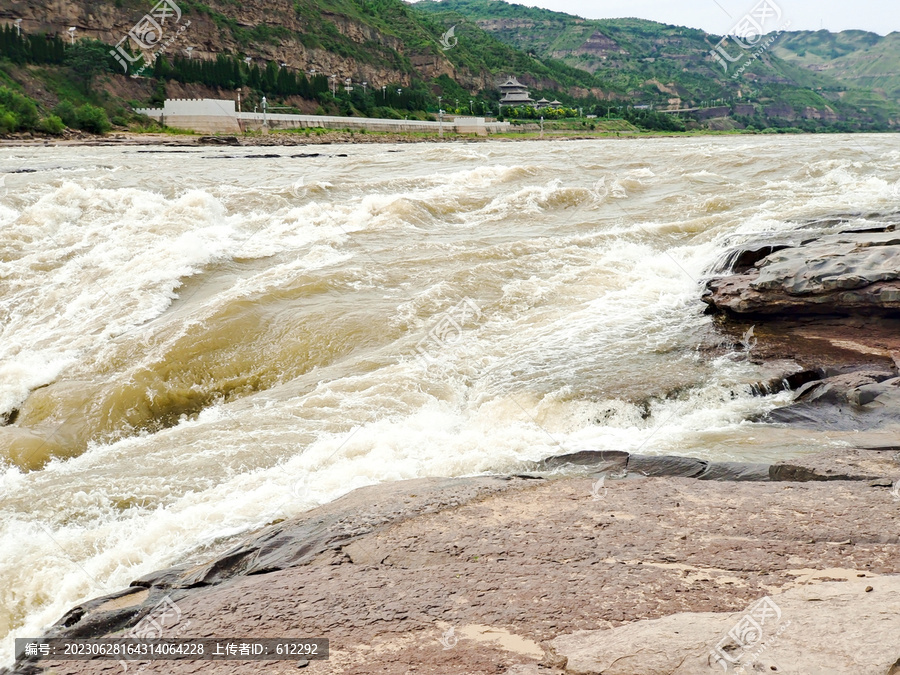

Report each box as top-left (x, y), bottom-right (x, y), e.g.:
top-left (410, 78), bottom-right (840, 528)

top-left (27, 476), bottom-right (533, 646)
top-left (771, 448), bottom-right (900, 483)
top-left (23, 476), bottom-right (900, 675)
top-left (552, 576), bottom-right (900, 675)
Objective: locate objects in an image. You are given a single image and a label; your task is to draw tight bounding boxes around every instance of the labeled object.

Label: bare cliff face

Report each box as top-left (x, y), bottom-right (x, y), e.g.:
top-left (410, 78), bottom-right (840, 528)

top-left (0, 0), bottom-right (487, 90)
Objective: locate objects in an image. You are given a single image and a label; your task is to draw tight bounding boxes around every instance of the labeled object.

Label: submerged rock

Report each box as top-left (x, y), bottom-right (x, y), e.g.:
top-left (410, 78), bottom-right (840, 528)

top-left (197, 135), bottom-right (240, 145)
top-left (763, 370), bottom-right (900, 431)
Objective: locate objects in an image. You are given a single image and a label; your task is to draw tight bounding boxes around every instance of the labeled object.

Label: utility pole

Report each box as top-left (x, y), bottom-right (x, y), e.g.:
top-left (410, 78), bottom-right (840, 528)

top-left (438, 96), bottom-right (443, 138)
top-left (540, 116), bottom-right (544, 139)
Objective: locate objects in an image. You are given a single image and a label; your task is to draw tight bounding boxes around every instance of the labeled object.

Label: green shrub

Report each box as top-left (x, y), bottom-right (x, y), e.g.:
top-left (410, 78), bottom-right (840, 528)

top-left (74, 104), bottom-right (111, 134)
top-left (0, 86), bottom-right (40, 130)
top-left (53, 100), bottom-right (78, 127)
top-left (0, 111), bottom-right (18, 133)
top-left (37, 115), bottom-right (65, 135)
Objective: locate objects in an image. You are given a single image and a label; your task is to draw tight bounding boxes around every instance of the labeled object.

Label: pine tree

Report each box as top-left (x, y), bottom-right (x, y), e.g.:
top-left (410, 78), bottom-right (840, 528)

top-left (263, 61), bottom-right (278, 94)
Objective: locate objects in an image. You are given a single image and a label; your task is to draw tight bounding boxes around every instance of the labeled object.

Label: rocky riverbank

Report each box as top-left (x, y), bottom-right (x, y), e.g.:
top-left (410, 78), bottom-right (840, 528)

top-left (7, 448), bottom-right (900, 675)
top-left (0, 130), bottom-right (640, 148)
top-left (0, 130), bottom-right (622, 148)
top-left (0, 131), bottom-right (456, 148)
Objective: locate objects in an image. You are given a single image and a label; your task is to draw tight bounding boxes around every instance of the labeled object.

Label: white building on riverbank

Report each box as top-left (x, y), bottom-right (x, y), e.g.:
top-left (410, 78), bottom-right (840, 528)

top-left (133, 99), bottom-right (510, 136)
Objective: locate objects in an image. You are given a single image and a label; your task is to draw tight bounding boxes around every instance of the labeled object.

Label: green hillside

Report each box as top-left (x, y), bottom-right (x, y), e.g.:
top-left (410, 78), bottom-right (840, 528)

top-left (415, 0), bottom-right (762, 98)
top-left (0, 0), bottom-right (614, 136)
top-left (0, 0), bottom-right (896, 135)
top-left (415, 0), bottom-right (900, 128)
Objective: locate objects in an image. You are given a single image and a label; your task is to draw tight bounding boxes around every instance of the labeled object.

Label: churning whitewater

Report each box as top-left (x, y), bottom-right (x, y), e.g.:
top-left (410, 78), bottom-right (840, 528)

top-left (1, 135), bottom-right (899, 664)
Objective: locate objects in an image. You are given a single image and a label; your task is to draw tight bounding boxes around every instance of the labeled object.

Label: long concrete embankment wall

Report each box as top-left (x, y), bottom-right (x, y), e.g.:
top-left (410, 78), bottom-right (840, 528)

top-left (134, 99), bottom-right (510, 135)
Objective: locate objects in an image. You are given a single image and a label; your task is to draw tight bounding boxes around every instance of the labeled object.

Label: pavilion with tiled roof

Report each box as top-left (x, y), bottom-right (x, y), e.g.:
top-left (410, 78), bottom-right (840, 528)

top-left (498, 77), bottom-right (535, 107)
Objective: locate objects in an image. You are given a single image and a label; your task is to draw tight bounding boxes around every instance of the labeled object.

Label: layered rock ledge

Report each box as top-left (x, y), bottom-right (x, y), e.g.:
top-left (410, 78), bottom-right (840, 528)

top-left (702, 226), bottom-right (900, 317)
top-left (702, 222), bottom-right (900, 435)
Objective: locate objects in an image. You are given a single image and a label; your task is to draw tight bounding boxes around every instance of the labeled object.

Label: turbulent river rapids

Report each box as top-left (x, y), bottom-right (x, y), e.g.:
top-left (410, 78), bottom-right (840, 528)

top-left (1, 135), bottom-right (899, 663)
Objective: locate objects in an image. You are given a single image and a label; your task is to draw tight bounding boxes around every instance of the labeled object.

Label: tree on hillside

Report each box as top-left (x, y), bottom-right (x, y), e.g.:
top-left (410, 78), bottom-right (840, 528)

top-left (65, 40), bottom-right (114, 93)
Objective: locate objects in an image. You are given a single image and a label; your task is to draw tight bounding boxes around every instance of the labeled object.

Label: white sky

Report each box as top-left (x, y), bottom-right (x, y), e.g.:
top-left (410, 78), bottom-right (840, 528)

top-left (421, 0), bottom-right (899, 35)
